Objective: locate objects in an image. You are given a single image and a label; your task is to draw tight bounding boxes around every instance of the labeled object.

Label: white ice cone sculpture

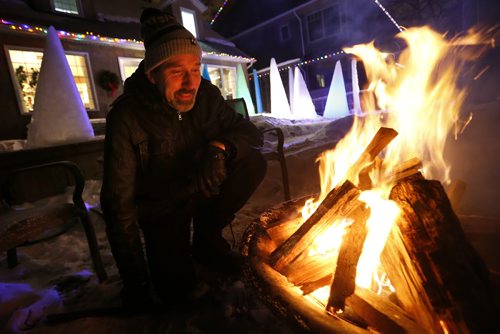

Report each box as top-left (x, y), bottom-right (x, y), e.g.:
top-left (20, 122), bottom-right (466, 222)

top-left (292, 67), bottom-right (318, 119)
top-left (288, 67), bottom-right (294, 115)
top-left (26, 26), bottom-right (94, 148)
top-left (235, 63), bottom-right (256, 116)
top-left (351, 59), bottom-right (362, 115)
top-left (269, 58), bottom-right (293, 118)
top-left (323, 60), bottom-right (350, 119)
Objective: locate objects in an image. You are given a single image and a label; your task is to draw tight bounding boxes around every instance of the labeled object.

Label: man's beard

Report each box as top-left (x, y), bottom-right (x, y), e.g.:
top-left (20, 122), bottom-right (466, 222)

top-left (172, 89), bottom-right (196, 112)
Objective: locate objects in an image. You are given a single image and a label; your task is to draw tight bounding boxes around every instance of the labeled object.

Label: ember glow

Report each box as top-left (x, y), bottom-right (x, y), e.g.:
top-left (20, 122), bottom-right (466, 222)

top-left (299, 26), bottom-right (491, 300)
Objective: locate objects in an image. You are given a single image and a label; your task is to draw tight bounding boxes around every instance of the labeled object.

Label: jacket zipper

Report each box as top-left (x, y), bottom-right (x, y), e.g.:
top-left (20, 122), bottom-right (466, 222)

top-left (177, 111), bottom-right (183, 121)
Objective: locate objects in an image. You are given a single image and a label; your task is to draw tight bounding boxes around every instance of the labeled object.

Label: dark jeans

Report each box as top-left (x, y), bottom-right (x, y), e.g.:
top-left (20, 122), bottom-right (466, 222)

top-left (140, 149), bottom-right (266, 301)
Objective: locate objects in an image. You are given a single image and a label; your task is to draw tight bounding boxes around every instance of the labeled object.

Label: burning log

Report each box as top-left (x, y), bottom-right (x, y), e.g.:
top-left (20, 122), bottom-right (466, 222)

top-left (381, 173), bottom-right (497, 333)
top-left (265, 217), bottom-right (302, 250)
top-left (270, 127), bottom-right (398, 273)
top-left (392, 157), bottom-right (422, 183)
top-left (300, 275), bottom-right (332, 295)
top-left (346, 287), bottom-right (427, 334)
top-left (243, 200), bottom-right (429, 334)
top-left (282, 252), bottom-right (337, 286)
top-left (346, 127), bottom-right (398, 183)
top-left (268, 180), bottom-right (361, 272)
top-left (327, 204), bottom-right (371, 312)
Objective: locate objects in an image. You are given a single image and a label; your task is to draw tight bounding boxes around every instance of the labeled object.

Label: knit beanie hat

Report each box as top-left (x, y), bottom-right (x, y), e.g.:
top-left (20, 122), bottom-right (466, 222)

top-left (140, 8), bottom-right (202, 74)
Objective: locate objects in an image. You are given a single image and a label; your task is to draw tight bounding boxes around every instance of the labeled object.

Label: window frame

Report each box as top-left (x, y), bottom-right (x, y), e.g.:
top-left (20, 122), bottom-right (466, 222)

top-left (4, 45), bottom-right (99, 115)
top-left (306, 4), bottom-right (342, 43)
top-left (51, 0), bottom-right (82, 16)
top-left (180, 7), bottom-right (199, 38)
top-left (117, 56), bottom-right (142, 82)
top-left (205, 64), bottom-right (237, 100)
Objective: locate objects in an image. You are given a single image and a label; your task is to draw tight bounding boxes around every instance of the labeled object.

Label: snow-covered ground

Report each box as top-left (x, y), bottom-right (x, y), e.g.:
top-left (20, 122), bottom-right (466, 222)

top-left (1, 107), bottom-right (499, 333)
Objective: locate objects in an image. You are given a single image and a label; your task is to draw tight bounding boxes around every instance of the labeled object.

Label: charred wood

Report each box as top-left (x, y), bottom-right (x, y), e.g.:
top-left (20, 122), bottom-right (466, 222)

top-left (382, 173), bottom-right (497, 333)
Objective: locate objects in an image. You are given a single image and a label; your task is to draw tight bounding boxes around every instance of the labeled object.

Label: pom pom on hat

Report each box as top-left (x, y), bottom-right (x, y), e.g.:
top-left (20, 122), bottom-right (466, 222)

top-left (140, 8), bottom-right (201, 74)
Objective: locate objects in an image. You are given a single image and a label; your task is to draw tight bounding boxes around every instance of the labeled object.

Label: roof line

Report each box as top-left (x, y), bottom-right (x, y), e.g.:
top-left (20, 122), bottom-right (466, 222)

top-left (256, 58), bottom-right (300, 73)
top-left (228, 0), bottom-right (317, 41)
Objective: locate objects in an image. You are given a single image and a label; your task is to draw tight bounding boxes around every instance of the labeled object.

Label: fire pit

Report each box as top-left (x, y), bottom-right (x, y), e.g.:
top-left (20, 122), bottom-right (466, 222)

top-left (242, 181), bottom-right (496, 333)
top-left (242, 26), bottom-right (498, 333)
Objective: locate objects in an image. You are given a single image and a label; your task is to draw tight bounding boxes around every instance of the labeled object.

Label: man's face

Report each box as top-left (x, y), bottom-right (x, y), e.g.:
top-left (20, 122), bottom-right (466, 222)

top-left (148, 54), bottom-right (201, 112)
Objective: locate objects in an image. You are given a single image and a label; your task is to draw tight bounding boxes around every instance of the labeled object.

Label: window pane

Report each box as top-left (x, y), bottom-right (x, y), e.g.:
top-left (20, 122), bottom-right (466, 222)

top-left (118, 57), bottom-right (142, 82)
top-left (7, 48), bottom-right (96, 113)
top-left (66, 54), bottom-right (95, 109)
top-left (207, 66), bottom-right (236, 99)
top-left (307, 12), bottom-right (323, 41)
top-left (323, 5), bottom-right (341, 36)
top-left (181, 8), bottom-right (197, 38)
top-left (316, 74), bottom-right (326, 88)
top-left (53, 0), bottom-right (79, 15)
top-left (222, 68), bottom-right (236, 99)
top-left (8, 50), bottom-right (43, 112)
top-left (208, 67), bottom-right (222, 88)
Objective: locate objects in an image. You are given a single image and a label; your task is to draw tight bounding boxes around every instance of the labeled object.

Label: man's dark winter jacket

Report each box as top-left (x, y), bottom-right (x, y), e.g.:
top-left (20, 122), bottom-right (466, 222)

top-left (100, 63), bottom-right (263, 286)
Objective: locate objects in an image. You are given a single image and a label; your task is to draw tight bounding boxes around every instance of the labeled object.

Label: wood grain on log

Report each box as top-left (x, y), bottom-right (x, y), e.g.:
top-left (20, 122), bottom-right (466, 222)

top-left (382, 173), bottom-right (497, 333)
top-left (346, 127), bottom-right (398, 183)
top-left (269, 180), bottom-right (360, 272)
top-left (327, 204), bottom-right (371, 311)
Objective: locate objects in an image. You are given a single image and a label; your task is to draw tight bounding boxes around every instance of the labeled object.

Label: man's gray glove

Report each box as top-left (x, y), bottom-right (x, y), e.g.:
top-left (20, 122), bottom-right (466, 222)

top-left (197, 144), bottom-right (228, 197)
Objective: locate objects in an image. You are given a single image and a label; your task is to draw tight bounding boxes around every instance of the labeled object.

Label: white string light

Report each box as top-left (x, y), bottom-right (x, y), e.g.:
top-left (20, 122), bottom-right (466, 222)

top-left (372, 0), bottom-right (404, 32)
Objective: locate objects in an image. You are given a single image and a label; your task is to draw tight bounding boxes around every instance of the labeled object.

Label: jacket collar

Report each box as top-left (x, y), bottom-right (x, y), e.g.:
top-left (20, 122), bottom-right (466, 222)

top-left (122, 61), bottom-right (175, 115)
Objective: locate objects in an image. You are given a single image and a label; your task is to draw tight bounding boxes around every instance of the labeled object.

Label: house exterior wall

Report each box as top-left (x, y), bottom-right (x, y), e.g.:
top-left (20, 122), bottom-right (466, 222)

top-left (0, 29), bottom-right (144, 140)
top-left (0, 0), bottom-right (252, 140)
top-left (227, 0), bottom-right (477, 114)
top-left (230, 0), bottom-right (365, 113)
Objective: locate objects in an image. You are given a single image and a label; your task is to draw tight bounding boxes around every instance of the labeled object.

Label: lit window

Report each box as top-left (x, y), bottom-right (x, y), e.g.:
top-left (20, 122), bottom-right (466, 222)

top-left (316, 74), bottom-right (326, 88)
top-left (180, 7), bottom-right (198, 38)
top-left (53, 0), bottom-right (80, 15)
top-left (118, 57), bottom-right (142, 82)
top-left (206, 65), bottom-right (236, 99)
top-left (6, 48), bottom-right (96, 113)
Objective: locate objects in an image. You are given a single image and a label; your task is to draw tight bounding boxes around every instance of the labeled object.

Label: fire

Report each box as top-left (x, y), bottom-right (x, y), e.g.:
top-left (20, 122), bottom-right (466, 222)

top-left (300, 26), bottom-right (491, 299)
top-left (355, 190), bottom-right (400, 289)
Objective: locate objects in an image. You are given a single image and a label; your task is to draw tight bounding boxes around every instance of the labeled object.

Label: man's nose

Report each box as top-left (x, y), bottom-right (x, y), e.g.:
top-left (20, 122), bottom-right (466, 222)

top-left (182, 72), bottom-right (198, 88)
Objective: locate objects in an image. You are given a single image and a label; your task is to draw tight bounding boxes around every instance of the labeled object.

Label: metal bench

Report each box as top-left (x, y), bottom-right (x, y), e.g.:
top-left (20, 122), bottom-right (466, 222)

top-left (226, 98), bottom-right (291, 201)
top-left (0, 161), bottom-right (107, 282)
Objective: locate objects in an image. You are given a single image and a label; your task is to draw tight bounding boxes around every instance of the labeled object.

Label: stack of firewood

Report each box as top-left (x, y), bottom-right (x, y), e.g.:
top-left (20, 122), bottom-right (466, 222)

top-left (262, 127), bottom-right (497, 334)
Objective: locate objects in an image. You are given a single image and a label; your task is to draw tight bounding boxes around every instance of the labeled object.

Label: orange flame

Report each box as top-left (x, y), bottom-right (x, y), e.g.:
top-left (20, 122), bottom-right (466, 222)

top-left (301, 26), bottom-right (492, 298)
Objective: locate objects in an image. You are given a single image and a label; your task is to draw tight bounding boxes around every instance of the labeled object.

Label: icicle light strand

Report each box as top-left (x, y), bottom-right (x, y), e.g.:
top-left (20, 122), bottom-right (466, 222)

top-left (372, 0), bottom-right (404, 32)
